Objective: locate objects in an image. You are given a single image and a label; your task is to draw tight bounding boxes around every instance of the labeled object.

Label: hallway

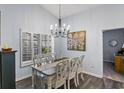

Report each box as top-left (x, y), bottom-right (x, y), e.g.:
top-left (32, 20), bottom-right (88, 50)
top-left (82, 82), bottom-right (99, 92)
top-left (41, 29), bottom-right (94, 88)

top-left (103, 62), bottom-right (124, 83)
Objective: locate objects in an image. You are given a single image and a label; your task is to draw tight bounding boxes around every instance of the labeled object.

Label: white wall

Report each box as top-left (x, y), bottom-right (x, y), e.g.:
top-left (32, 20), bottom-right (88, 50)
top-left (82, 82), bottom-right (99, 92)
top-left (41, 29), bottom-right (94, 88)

top-left (0, 4), bottom-right (58, 81)
top-left (1, 4), bottom-right (124, 81)
top-left (61, 5), bottom-right (124, 78)
top-left (54, 37), bottom-right (63, 59)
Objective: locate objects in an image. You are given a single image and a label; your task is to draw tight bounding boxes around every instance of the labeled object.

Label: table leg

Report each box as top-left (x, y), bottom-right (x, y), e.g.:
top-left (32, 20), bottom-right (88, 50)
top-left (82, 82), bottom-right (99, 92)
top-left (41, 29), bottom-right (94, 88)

top-left (47, 77), bottom-right (52, 89)
top-left (32, 68), bottom-right (36, 88)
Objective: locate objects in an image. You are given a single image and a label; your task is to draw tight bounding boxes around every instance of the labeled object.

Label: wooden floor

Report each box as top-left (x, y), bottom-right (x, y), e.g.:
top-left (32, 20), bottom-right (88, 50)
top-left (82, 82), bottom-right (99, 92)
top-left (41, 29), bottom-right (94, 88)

top-left (16, 73), bottom-right (124, 89)
top-left (104, 62), bottom-right (124, 83)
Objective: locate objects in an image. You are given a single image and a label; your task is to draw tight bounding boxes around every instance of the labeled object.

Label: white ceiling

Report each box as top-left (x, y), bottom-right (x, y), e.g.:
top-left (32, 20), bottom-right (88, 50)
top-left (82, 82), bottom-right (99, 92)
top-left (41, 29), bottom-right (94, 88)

top-left (41, 4), bottom-right (101, 18)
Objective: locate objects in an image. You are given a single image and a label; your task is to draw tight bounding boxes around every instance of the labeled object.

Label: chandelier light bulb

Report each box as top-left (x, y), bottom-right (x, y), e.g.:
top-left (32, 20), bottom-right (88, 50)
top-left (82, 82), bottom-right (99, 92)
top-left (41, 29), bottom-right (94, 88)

top-left (61, 27), bottom-right (64, 31)
top-left (68, 25), bottom-right (71, 28)
top-left (50, 25), bottom-right (53, 30)
top-left (63, 24), bottom-right (66, 27)
top-left (55, 24), bottom-right (58, 27)
top-left (66, 25), bottom-right (70, 30)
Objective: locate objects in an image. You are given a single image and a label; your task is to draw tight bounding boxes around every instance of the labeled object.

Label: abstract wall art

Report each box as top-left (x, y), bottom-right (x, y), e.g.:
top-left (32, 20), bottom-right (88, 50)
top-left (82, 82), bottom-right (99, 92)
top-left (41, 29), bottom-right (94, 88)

top-left (67, 31), bottom-right (86, 51)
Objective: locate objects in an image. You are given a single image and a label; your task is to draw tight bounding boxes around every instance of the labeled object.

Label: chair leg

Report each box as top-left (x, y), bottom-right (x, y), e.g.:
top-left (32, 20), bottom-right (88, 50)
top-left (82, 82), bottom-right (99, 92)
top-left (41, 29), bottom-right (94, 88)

top-left (41, 80), bottom-right (44, 89)
top-left (74, 77), bottom-right (77, 87)
top-left (41, 79), bottom-right (46, 89)
top-left (55, 85), bottom-right (57, 89)
top-left (76, 73), bottom-right (80, 85)
top-left (64, 82), bottom-right (66, 89)
top-left (80, 73), bottom-right (84, 81)
top-left (67, 80), bottom-right (70, 89)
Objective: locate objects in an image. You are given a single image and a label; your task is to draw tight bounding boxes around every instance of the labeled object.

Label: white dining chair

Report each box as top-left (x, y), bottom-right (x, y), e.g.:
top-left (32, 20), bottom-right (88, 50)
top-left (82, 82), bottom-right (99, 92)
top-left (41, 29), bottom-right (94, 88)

top-left (49, 53), bottom-right (56, 61)
top-left (46, 54), bottom-right (54, 63)
top-left (67, 57), bottom-right (78, 89)
top-left (76, 55), bottom-right (85, 86)
top-left (41, 59), bottom-right (69, 89)
top-left (32, 54), bottom-right (55, 88)
top-left (32, 54), bottom-right (48, 88)
top-left (52, 60), bottom-right (68, 89)
top-left (42, 53), bottom-right (56, 64)
top-left (33, 54), bottom-right (42, 67)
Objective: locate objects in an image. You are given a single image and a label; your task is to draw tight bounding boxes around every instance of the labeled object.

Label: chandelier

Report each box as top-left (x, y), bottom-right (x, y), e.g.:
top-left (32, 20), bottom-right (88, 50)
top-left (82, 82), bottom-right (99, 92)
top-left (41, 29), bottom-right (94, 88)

top-left (50, 4), bottom-right (71, 38)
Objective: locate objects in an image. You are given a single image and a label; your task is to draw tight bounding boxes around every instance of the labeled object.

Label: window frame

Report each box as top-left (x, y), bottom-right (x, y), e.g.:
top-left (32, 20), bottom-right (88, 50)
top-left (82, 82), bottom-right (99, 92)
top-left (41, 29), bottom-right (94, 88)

top-left (20, 31), bottom-right (33, 67)
top-left (20, 30), bottom-right (54, 67)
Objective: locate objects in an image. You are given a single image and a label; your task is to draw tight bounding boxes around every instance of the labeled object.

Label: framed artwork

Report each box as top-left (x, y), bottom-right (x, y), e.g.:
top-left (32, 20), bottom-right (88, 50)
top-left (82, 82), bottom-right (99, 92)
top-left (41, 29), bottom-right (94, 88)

top-left (67, 31), bottom-right (86, 51)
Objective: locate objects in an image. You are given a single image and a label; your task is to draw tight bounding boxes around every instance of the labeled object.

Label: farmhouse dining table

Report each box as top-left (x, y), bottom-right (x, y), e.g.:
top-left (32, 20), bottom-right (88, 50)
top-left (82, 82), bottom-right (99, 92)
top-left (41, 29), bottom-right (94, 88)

top-left (31, 57), bottom-right (70, 89)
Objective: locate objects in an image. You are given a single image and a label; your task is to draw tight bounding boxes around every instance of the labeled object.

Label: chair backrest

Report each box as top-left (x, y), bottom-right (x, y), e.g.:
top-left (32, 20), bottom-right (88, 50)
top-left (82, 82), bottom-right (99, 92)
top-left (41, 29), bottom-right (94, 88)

top-left (33, 54), bottom-right (43, 67)
top-left (68, 57), bottom-right (79, 77)
top-left (79, 55), bottom-right (85, 67)
top-left (46, 53), bottom-right (55, 63)
top-left (76, 55), bottom-right (85, 72)
top-left (55, 59), bottom-right (68, 86)
top-left (33, 53), bottom-right (56, 67)
top-left (33, 54), bottom-right (49, 67)
top-left (80, 55), bottom-right (85, 63)
top-left (48, 53), bottom-right (56, 59)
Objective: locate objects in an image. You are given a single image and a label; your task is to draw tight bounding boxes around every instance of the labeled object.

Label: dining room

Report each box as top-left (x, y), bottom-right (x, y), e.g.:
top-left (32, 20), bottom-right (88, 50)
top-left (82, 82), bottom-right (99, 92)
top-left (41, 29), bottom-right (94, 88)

top-left (1, 4), bottom-right (124, 89)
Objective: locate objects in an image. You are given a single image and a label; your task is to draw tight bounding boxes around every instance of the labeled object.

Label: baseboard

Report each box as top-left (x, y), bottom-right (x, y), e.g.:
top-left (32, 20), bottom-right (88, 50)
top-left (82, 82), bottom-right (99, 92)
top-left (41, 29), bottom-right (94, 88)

top-left (104, 60), bottom-right (114, 63)
top-left (16, 74), bottom-right (32, 82)
top-left (83, 71), bottom-right (103, 78)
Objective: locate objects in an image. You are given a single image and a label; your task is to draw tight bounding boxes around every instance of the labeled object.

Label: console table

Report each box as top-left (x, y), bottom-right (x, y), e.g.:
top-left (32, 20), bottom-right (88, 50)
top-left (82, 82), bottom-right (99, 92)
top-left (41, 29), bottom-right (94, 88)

top-left (115, 56), bottom-right (124, 74)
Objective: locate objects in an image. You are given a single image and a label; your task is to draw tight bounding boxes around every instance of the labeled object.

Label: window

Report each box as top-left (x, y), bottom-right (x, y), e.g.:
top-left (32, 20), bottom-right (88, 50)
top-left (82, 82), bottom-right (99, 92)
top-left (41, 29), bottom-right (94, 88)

top-left (33, 34), bottom-right (40, 56)
top-left (21, 32), bottom-right (32, 67)
top-left (20, 31), bottom-right (53, 67)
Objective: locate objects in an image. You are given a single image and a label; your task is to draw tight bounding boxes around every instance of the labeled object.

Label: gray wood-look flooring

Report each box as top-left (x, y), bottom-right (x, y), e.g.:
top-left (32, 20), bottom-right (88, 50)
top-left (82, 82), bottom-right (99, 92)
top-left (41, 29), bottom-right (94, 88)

top-left (16, 73), bottom-right (124, 89)
top-left (104, 62), bottom-right (124, 83)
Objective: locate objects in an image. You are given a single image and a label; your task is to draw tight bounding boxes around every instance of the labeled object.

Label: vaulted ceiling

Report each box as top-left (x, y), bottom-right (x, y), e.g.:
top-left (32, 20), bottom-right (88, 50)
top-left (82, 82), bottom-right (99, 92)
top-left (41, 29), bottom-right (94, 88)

top-left (41, 4), bottom-right (101, 18)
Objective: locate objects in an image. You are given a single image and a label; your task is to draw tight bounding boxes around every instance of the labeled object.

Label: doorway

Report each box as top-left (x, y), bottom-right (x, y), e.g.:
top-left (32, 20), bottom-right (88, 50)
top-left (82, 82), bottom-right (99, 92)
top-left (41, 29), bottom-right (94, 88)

top-left (103, 28), bottom-right (124, 82)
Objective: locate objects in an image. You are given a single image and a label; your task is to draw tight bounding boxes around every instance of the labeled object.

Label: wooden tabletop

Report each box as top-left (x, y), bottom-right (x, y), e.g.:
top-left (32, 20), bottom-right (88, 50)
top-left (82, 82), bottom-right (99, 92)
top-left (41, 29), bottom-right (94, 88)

top-left (32, 57), bottom-right (70, 76)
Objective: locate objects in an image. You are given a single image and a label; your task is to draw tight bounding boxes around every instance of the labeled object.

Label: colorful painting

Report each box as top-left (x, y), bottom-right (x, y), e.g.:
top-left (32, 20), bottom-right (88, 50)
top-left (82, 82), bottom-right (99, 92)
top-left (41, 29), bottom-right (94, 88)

top-left (67, 31), bottom-right (86, 51)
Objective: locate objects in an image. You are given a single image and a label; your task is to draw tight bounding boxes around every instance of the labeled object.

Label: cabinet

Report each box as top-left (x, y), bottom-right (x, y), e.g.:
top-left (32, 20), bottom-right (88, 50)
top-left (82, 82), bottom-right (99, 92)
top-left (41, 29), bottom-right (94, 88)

top-left (0, 51), bottom-right (17, 89)
top-left (115, 56), bottom-right (124, 74)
